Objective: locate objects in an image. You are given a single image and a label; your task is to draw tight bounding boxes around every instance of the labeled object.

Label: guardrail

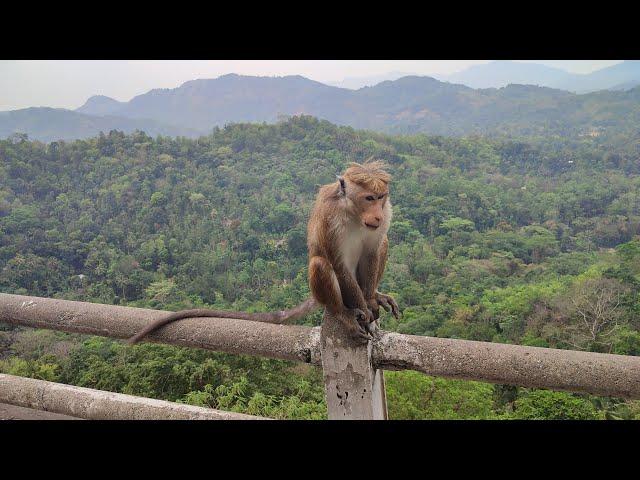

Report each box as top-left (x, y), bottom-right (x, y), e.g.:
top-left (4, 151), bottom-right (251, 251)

top-left (1, 293), bottom-right (639, 419)
top-left (0, 373), bottom-right (264, 420)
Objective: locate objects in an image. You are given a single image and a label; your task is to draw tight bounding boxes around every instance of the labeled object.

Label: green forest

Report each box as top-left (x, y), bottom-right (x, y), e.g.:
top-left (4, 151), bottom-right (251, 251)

top-left (1, 116), bottom-right (639, 419)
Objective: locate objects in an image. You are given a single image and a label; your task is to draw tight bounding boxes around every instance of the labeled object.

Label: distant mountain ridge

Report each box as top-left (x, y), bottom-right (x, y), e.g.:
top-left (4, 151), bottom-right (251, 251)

top-left (76, 95), bottom-right (126, 116)
top-left (0, 107), bottom-right (200, 142)
top-left (443, 61), bottom-right (577, 90)
top-left (3, 72), bottom-right (640, 142)
top-left (611, 79), bottom-right (640, 91)
top-left (441, 60), bottom-right (640, 93)
top-left (107, 74), bottom-right (348, 129)
top-left (327, 71), bottom-right (418, 89)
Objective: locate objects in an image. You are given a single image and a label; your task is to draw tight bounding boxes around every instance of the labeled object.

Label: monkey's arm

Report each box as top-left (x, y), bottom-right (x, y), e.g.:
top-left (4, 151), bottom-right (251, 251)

top-left (357, 249), bottom-right (381, 307)
top-left (375, 236), bottom-right (389, 288)
top-left (358, 252), bottom-right (382, 320)
top-left (359, 237), bottom-right (399, 319)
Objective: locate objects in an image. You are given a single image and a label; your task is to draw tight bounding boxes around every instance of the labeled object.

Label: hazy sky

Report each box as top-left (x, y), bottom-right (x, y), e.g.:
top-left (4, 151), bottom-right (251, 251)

top-left (0, 60), bottom-right (623, 111)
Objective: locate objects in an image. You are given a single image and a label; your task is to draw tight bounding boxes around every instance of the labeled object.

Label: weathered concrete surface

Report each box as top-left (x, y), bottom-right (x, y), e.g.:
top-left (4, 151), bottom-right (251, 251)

top-left (373, 332), bottom-right (640, 399)
top-left (320, 312), bottom-right (387, 420)
top-left (0, 293), bottom-right (322, 366)
top-left (0, 402), bottom-right (81, 420)
top-left (0, 374), bottom-right (264, 420)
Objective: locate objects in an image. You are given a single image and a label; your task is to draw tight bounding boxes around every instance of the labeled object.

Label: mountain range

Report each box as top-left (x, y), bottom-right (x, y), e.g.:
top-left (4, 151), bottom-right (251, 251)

top-left (3, 70), bottom-right (640, 142)
top-left (439, 60), bottom-right (640, 93)
top-left (327, 71), bottom-right (417, 89)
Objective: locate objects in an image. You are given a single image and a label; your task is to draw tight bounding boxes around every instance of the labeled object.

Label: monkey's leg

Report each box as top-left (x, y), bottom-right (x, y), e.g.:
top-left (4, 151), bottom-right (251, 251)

top-left (358, 236), bottom-right (390, 323)
top-left (359, 236), bottom-right (399, 324)
top-left (309, 256), bottom-right (344, 314)
top-left (375, 236), bottom-right (389, 287)
top-left (309, 256), bottom-right (371, 342)
top-left (358, 249), bottom-right (380, 321)
top-left (357, 252), bottom-right (383, 337)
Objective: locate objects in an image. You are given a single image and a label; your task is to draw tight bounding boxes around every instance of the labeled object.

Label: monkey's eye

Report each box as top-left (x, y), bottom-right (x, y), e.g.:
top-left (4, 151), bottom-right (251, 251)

top-left (365, 196), bottom-right (376, 201)
top-left (378, 194), bottom-right (386, 200)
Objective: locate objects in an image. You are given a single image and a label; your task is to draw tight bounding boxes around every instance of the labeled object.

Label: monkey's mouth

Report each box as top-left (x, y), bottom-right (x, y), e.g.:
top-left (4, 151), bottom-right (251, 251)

top-left (364, 223), bottom-right (379, 230)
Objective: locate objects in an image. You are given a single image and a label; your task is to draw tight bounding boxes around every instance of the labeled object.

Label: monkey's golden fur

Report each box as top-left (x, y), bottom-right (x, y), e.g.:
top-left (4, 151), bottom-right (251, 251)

top-left (342, 160), bottom-right (391, 194)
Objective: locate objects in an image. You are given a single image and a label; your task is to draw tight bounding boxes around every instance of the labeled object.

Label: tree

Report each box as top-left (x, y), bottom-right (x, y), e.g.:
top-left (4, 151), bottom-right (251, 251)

top-left (555, 277), bottom-right (629, 352)
top-left (440, 217), bottom-right (475, 249)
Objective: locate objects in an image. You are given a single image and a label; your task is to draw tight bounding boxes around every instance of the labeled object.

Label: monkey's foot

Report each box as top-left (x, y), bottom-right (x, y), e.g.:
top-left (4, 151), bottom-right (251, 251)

top-left (345, 308), bottom-right (373, 343)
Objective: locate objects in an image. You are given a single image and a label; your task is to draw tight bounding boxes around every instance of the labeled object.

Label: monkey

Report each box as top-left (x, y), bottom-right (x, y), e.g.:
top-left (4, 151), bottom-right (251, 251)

top-left (127, 159), bottom-right (398, 345)
top-left (307, 160), bottom-right (399, 342)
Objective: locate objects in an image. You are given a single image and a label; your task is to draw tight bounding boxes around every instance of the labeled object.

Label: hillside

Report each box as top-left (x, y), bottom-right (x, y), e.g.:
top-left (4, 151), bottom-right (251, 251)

top-left (70, 75), bottom-right (589, 137)
top-left (108, 74), bottom-right (350, 129)
top-left (3, 73), bottom-right (640, 141)
top-left (0, 107), bottom-right (200, 142)
top-left (76, 95), bottom-right (126, 116)
top-left (1, 117), bottom-right (639, 419)
top-left (65, 73), bottom-right (640, 137)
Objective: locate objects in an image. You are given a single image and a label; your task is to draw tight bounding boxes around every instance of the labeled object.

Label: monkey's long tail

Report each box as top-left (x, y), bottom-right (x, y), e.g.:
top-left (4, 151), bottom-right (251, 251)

top-left (127, 297), bottom-right (319, 345)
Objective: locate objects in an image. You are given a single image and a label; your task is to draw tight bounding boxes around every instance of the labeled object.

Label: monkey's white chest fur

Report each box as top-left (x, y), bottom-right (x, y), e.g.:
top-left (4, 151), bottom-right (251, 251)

top-left (340, 224), bottom-right (382, 277)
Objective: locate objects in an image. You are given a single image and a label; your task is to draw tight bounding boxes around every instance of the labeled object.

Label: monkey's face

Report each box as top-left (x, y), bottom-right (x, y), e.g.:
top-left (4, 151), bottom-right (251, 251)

top-left (346, 181), bottom-right (389, 230)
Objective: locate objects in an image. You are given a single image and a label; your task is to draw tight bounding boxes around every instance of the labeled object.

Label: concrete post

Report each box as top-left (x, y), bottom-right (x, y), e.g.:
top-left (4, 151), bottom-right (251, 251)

top-left (320, 311), bottom-right (388, 420)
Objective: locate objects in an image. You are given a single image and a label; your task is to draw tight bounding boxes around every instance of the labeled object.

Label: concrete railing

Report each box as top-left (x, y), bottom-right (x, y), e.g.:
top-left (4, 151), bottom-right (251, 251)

top-left (1, 292), bottom-right (639, 419)
top-left (0, 373), bottom-right (264, 420)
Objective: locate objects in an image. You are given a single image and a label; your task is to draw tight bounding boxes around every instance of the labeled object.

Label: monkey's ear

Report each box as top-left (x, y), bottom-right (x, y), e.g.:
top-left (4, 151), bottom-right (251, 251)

top-left (337, 176), bottom-right (346, 196)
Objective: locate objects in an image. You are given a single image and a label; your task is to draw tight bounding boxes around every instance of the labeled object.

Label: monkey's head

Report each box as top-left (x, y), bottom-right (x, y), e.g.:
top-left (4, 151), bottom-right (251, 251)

top-left (339, 160), bottom-right (391, 230)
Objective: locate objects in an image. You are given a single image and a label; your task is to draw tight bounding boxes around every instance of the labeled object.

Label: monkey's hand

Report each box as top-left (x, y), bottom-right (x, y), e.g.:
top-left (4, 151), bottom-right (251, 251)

top-left (373, 292), bottom-right (400, 319)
